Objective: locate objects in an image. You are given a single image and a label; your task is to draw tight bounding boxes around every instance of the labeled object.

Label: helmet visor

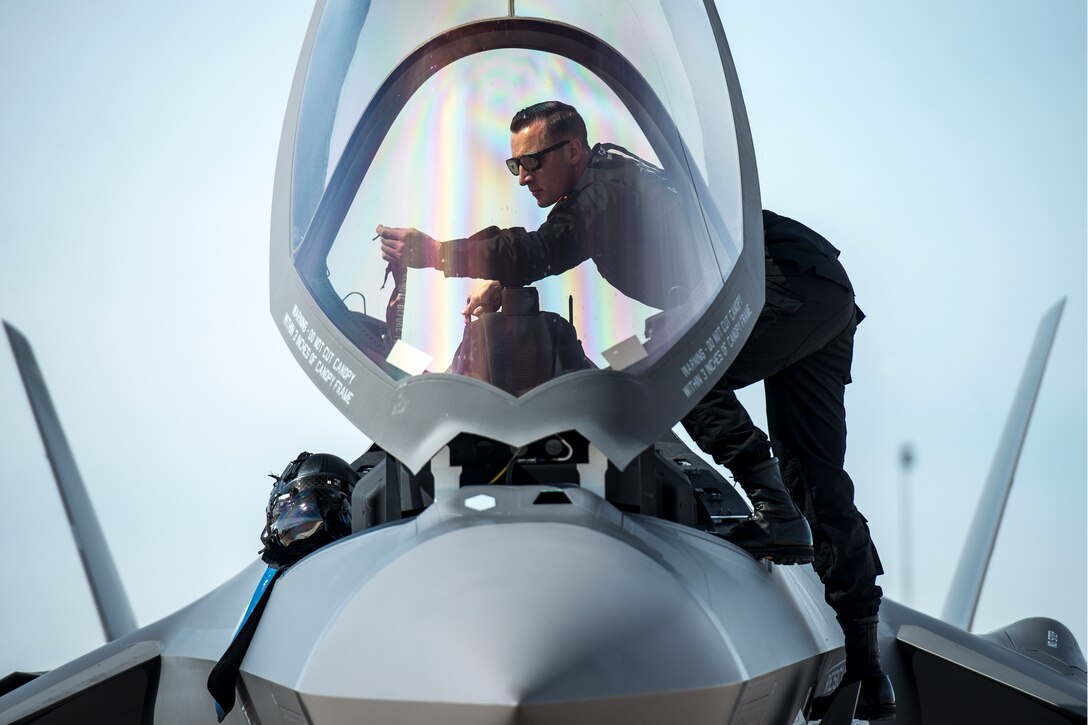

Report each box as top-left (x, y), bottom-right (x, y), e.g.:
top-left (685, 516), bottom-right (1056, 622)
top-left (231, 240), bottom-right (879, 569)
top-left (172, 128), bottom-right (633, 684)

top-left (269, 480), bottom-right (351, 548)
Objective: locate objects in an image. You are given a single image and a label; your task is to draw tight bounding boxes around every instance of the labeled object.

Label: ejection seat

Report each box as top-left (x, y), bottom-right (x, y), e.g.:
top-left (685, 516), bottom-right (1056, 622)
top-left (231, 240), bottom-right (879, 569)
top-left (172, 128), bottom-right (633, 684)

top-left (450, 286), bottom-right (593, 396)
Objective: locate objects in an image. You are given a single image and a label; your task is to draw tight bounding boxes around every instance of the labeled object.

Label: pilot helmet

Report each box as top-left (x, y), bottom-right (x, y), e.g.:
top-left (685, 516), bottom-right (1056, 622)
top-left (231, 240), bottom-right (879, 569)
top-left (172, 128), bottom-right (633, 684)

top-left (260, 451), bottom-right (360, 568)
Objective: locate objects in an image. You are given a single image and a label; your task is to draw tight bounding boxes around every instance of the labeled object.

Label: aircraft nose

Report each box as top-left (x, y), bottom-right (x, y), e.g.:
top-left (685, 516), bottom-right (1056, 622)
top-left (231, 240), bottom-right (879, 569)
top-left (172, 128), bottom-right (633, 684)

top-left (252, 519), bottom-right (746, 724)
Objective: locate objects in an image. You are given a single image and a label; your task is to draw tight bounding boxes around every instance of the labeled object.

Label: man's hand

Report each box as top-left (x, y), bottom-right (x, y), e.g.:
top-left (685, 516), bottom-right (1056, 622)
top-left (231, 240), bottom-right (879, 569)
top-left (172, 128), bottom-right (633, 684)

top-left (462, 280), bottom-right (503, 321)
top-left (376, 225), bottom-right (441, 269)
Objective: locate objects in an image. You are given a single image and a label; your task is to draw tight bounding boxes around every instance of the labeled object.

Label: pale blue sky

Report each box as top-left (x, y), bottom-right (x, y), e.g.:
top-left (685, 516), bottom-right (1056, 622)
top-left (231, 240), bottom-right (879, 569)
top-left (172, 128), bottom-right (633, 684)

top-left (0, 1), bottom-right (1084, 675)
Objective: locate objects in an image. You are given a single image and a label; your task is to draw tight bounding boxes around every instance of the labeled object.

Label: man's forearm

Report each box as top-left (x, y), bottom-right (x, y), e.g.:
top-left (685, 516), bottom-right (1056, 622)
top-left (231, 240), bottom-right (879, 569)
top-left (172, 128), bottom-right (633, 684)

top-left (442, 226), bottom-right (546, 284)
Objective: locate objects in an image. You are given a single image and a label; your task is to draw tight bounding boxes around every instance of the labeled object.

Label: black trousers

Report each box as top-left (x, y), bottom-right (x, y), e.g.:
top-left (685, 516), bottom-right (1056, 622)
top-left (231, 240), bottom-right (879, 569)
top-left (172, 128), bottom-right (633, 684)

top-left (681, 261), bottom-right (883, 619)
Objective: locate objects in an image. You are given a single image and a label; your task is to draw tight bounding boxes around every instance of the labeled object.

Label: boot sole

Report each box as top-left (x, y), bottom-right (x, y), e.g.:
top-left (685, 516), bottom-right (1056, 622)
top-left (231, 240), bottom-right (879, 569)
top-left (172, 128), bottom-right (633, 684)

top-left (809, 679), bottom-right (895, 722)
top-left (747, 546), bottom-right (814, 565)
top-left (855, 703), bottom-right (896, 721)
top-left (809, 700), bottom-right (896, 722)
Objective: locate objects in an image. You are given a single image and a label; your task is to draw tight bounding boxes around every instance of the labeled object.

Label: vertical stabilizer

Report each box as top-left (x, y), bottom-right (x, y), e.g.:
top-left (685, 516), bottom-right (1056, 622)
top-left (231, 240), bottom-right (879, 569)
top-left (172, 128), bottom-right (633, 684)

top-left (942, 299), bottom-right (1066, 630)
top-left (4, 321), bottom-right (137, 641)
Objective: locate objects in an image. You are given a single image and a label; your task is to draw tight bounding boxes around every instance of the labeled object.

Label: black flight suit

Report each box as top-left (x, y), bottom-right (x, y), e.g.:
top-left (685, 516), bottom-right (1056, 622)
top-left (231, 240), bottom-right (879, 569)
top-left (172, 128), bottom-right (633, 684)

top-left (441, 149), bottom-right (883, 619)
top-left (681, 210), bottom-right (883, 619)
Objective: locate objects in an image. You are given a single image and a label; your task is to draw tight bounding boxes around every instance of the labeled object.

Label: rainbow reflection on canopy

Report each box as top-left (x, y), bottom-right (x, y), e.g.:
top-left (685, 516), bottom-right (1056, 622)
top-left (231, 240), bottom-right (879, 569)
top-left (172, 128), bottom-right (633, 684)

top-left (270, 0), bottom-right (765, 472)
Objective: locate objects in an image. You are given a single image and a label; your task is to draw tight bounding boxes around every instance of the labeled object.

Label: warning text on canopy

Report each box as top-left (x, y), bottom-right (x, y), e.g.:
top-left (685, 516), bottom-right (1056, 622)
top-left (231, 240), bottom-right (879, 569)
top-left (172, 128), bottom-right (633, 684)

top-left (283, 304), bottom-right (356, 405)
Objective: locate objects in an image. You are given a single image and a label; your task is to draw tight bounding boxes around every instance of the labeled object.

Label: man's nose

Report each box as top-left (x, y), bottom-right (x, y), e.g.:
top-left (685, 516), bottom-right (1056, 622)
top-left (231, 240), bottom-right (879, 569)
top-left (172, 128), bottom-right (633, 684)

top-left (518, 167), bottom-right (532, 186)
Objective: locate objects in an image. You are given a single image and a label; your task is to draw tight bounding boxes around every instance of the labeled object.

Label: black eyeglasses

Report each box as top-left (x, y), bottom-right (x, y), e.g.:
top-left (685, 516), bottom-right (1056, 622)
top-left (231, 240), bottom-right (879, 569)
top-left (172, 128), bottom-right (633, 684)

top-left (505, 139), bottom-right (570, 175)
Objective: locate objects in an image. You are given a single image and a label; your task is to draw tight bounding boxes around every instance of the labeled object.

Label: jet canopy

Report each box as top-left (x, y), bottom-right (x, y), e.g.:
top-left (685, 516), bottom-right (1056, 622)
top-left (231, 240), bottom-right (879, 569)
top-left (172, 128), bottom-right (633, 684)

top-left (270, 0), bottom-right (764, 471)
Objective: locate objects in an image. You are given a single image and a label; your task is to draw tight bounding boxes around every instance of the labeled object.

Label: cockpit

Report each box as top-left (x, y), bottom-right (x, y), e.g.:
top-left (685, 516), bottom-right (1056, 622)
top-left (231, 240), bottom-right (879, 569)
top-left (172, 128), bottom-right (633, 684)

top-left (271, 0), bottom-right (765, 474)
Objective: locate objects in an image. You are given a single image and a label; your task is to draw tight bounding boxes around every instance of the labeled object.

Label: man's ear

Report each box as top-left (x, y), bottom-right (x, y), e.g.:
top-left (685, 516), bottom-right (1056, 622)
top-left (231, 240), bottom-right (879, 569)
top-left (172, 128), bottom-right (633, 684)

top-left (567, 138), bottom-right (587, 165)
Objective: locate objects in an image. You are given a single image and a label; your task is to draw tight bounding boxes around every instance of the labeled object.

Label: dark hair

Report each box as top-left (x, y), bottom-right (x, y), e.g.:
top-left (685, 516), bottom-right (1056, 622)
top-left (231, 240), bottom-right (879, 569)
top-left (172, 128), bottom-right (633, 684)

top-left (510, 101), bottom-right (589, 148)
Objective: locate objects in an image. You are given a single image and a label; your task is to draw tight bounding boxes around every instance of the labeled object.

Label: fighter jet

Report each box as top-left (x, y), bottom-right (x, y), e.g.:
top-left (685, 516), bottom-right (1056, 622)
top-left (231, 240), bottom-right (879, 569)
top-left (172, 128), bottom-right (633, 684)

top-left (1, 1), bottom-right (1084, 723)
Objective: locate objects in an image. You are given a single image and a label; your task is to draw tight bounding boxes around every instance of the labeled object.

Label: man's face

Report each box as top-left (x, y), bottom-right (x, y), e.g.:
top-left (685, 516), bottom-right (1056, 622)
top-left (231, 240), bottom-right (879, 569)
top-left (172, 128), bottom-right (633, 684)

top-left (510, 120), bottom-right (580, 208)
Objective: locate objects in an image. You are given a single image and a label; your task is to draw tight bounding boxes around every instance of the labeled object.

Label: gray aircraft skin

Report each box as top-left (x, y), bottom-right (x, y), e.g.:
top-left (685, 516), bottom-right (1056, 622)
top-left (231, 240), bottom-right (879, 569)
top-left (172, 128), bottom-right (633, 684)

top-left (1, 2), bottom-right (1085, 724)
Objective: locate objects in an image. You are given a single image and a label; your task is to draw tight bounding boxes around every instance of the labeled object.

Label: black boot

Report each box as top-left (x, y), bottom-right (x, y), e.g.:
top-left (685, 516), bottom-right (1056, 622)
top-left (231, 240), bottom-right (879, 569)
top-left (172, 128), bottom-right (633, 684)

top-left (811, 614), bottom-right (896, 721)
top-left (726, 457), bottom-right (813, 564)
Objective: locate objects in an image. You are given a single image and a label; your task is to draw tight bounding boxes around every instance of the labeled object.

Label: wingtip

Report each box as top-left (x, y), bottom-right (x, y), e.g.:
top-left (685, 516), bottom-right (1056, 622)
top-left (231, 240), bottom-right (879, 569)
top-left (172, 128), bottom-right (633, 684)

top-left (4, 319), bottom-right (29, 348)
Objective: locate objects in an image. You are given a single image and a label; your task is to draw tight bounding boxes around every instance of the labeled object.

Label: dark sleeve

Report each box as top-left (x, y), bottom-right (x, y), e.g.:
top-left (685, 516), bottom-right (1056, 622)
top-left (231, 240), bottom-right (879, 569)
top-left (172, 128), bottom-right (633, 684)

top-left (442, 188), bottom-right (600, 285)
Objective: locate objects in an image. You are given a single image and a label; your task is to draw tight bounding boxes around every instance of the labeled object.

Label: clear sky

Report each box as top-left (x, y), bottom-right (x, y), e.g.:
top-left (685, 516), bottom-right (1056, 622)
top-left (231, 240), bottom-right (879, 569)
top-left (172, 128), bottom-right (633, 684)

top-left (0, 1), bottom-right (1084, 677)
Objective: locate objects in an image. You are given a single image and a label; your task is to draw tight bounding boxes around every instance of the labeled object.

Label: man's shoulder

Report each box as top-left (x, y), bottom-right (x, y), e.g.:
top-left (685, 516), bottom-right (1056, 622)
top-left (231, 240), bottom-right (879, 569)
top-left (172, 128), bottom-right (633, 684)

top-left (584, 143), bottom-right (629, 175)
top-left (590, 142), bottom-right (665, 175)
top-left (580, 143), bottom-right (675, 197)
top-left (569, 144), bottom-right (636, 198)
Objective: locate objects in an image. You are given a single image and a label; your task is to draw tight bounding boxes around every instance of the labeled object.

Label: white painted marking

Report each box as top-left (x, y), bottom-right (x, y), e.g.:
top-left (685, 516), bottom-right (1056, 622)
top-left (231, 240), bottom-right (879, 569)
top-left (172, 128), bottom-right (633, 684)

top-left (465, 494), bottom-right (496, 512)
